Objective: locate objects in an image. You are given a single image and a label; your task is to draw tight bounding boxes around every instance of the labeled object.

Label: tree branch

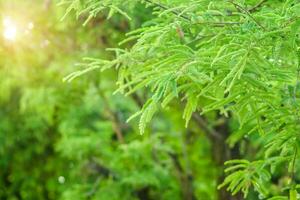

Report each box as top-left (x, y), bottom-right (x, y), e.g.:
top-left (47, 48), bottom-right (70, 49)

top-left (192, 112), bottom-right (223, 141)
top-left (96, 86), bottom-right (125, 143)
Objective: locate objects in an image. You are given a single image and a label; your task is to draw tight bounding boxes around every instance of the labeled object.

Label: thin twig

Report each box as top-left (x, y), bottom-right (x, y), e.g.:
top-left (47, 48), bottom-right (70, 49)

top-left (143, 0), bottom-right (190, 21)
top-left (248, 0), bottom-right (268, 13)
top-left (229, 1), bottom-right (266, 30)
top-left (193, 21), bottom-right (243, 27)
top-left (283, 16), bottom-right (300, 28)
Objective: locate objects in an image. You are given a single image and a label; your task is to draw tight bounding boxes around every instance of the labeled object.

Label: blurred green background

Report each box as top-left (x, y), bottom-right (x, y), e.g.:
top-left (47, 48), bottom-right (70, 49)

top-left (0, 1), bottom-right (218, 199)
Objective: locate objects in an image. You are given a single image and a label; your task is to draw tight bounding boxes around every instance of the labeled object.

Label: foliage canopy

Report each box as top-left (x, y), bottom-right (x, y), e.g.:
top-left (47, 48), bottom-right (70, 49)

top-left (62, 0), bottom-right (300, 199)
top-left (1, 0), bottom-right (300, 200)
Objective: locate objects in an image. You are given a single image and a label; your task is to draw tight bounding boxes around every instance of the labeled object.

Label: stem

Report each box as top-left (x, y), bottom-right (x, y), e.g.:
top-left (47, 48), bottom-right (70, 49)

top-left (143, 0), bottom-right (190, 21)
top-left (229, 1), bottom-right (266, 30)
top-left (248, 0), bottom-right (268, 12)
top-left (192, 21), bottom-right (243, 27)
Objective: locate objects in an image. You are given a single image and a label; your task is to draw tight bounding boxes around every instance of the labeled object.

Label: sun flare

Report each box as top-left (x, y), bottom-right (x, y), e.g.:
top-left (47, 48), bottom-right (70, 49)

top-left (3, 17), bottom-right (17, 41)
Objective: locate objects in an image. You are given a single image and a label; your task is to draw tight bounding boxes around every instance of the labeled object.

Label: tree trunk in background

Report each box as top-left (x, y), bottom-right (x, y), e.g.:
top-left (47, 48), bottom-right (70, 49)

top-left (213, 118), bottom-right (243, 200)
top-left (192, 113), bottom-right (242, 200)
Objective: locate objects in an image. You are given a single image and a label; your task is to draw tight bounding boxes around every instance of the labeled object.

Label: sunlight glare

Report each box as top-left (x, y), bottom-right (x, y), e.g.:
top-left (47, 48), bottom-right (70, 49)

top-left (3, 17), bottom-right (17, 41)
top-left (28, 22), bottom-right (34, 29)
